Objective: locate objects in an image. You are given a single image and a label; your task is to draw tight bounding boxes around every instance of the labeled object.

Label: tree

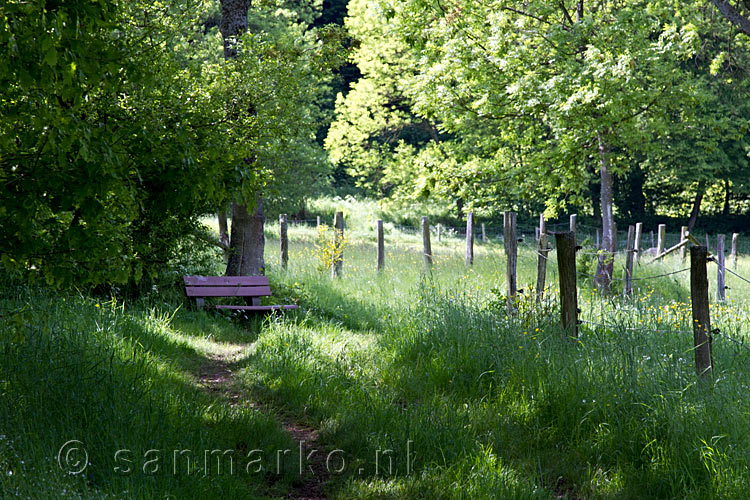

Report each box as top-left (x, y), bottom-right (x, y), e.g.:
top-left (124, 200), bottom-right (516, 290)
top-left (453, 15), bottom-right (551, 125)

top-left (218, 0), bottom-right (265, 277)
top-left (709, 0), bottom-right (750, 36)
top-left (0, 0), bottom-right (343, 287)
top-left (217, 0), bottom-right (346, 276)
top-left (0, 0), bottom-right (235, 287)
top-left (332, 0), bottom-right (705, 290)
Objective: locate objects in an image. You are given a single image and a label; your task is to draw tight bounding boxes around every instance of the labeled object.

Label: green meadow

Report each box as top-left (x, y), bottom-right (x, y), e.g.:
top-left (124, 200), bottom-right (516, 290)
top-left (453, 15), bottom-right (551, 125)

top-left (3, 202), bottom-right (750, 499)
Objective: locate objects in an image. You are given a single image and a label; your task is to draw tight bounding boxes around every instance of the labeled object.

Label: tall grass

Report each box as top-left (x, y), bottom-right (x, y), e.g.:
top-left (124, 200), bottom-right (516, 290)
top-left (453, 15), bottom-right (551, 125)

top-left (0, 288), bottom-right (295, 499)
top-left (241, 217), bottom-right (750, 499)
top-left (5, 206), bottom-right (750, 499)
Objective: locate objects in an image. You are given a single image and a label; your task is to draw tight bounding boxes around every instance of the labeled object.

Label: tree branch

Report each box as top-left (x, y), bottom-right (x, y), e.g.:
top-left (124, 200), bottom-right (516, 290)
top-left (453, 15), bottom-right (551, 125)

top-left (709, 0), bottom-right (750, 36)
top-left (559, 2), bottom-right (574, 26)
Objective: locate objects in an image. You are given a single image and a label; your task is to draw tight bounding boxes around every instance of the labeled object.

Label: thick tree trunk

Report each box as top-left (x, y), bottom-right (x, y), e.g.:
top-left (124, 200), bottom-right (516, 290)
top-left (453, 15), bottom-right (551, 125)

top-left (595, 134), bottom-right (615, 294)
top-left (220, 0), bottom-right (251, 58)
top-left (226, 197), bottom-right (265, 276)
top-left (220, 0), bottom-right (265, 276)
top-left (687, 181), bottom-right (705, 231)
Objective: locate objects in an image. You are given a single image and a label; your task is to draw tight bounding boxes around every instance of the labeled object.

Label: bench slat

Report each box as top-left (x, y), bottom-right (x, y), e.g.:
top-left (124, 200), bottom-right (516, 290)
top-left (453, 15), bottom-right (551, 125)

top-left (215, 305), bottom-right (299, 311)
top-left (185, 286), bottom-right (271, 297)
top-left (183, 276), bottom-right (269, 286)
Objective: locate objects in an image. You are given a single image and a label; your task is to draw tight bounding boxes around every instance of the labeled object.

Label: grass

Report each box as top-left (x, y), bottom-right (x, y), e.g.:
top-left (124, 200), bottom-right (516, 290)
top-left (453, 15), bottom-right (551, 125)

top-left (5, 207), bottom-right (750, 499)
top-left (0, 288), bottom-right (296, 499)
top-left (248, 217), bottom-right (750, 499)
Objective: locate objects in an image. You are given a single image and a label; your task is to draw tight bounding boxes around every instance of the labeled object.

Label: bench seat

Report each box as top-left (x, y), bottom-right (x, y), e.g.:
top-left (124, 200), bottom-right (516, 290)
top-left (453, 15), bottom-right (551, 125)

top-left (215, 305), bottom-right (299, 311)
top-left (183, 275), bottom-right (297, 313)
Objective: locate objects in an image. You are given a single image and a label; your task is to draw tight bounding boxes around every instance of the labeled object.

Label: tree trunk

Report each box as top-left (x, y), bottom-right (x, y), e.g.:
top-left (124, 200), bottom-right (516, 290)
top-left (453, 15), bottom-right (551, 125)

top-left (220, 0), bottom-right (251, 58)
top-left (709, 0), bottom-right (750, 36)
top-left (687, 181), bottom-right (705, 231)
top-left (226, 197), bottom-right (265, 276)
top-left (595, 134), bottom-right (615, 294)
top-left (220, 0), bottom-right (265, 276)
top-left (723, 178), bottom-right (731, 216)
top-left (588, 164), bottom-right (601, 221)
top-left (218, 210), bottom-right (230, 248)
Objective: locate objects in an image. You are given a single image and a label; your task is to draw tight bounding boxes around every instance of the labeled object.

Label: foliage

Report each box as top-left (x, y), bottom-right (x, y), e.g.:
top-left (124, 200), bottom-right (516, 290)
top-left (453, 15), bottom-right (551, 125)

top-left (0, 0), bottom-right (347, 288)
top-left (313, 223), bottom-right (347, 272)
top-left (327, 0), bottom-right (750, 222)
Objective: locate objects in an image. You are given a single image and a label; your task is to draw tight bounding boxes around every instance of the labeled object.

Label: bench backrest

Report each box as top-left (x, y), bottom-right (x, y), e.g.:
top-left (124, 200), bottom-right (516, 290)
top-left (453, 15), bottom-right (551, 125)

top-left (183, 275), bottom-right (271, 298)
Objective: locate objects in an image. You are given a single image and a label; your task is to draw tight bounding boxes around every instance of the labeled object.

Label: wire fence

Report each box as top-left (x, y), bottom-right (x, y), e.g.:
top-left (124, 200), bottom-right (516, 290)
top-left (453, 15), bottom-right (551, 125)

top-left (275, 213), bottom-right (750, 365)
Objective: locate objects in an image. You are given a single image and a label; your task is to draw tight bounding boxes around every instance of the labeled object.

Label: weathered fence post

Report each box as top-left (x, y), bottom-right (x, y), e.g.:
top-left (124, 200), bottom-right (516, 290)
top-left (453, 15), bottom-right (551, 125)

top-left (624, 225), bottom-right (635, 295)
top-left (504, 211), bottom-right (517, 314)
top-left (705, 233), bottom-right (710, 250)
top-left (717, 234), bottom-right (726, 301)
top-left (437, 223), bottom-right (442, 242)
top-left (680, 226), bottom-right (688, 261)
top-left (657, 224), bottom-right (666, 255)
top-left (690, 245), bottom-right (713, 377)
top-left (332, 211), bottom-right (344, 278)
top-left (731, 233), bottom-right (739, 269)
top-left (650, 230), bottom-right (655, 249)
top-left (555, 231), bottom-right (578, 338)
top-left (481, 223), bottom-right (487, 243)
top-left (280, 214), bottom-right (288, 269)
top-left (634, 222), bottom-right (643, 262)
top-left (421, 216), bottom-right (432, 269)
top-left (596, 229), bottom-right (601, 250)
top-left (465, 212), bottom-right (474, 266)
top-left (613, 222), bottom-right (618, 254)
top-left (316, 216), bottom-right (321, 231)
top-left (376, 219), bottom-right (384, 272)
top-left (536, 214), bottom-right (549, 303)
top-left (570, 213), bottom-right (577, 243)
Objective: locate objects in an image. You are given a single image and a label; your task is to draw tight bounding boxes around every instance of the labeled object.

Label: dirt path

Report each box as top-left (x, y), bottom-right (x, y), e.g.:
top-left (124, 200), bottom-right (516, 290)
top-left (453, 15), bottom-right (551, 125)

top-left (195, 349), bottom-right (330, 500)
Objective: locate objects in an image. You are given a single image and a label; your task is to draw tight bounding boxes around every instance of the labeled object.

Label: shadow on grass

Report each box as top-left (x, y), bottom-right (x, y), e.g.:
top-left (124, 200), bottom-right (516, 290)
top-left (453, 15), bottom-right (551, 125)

top-left (0, 292), bottom-right (298, 500)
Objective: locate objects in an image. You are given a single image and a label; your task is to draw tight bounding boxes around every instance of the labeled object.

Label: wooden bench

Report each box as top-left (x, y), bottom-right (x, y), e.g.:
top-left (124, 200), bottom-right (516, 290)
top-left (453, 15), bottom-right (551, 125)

top-left (183, 275), bottom-right (298, 312)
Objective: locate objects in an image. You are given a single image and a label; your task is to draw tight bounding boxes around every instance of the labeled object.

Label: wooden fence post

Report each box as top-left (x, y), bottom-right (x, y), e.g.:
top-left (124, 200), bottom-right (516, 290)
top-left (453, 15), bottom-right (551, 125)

top-left (613, 222), bottom-right (618, 253)
top-left (650, 230), bottom-right (655, 249)
top-left (570, 213), bottom-right (577, 243)
top-left (690, 245), bottom-right (713, 377)
top-left (481, 223), bottom-right (487, 243)
top-left (634, 222), bottom-right (643, 262)
top-left (280, 214), bottom-right (288, 269)
top-left (316, 216), bottom-right (321, 231)
top-left (536, 214), bottom-right (549, 303)
top-left (376, 219), bottom-right (384, 272)
top-left (555, 231), bottom-right (578, 338)
top-left (717, 234), bottom-right (726, 301)
top-left (332, 211), bottom-right (344, 278)
top-left (680, 226), bottom-right (688, 261)
top-left (731, 233), bottom-right (739, 269)
top-left (437, 223), bottom-right (442, 242)
top-left (657, 224), bottom-right (666, 255)
top-left (504, 211), bottom-right (517, 314)
top-left (596, 229), bottom-right (601, 249)
top-left (705, 233), bottom-right (710, 250)
top-left (421, 216), bottom-right (432, 269)
top-left (465, 212), bottom-right (474, 266)
top-left (624, 225), bottom-right (635, 295)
